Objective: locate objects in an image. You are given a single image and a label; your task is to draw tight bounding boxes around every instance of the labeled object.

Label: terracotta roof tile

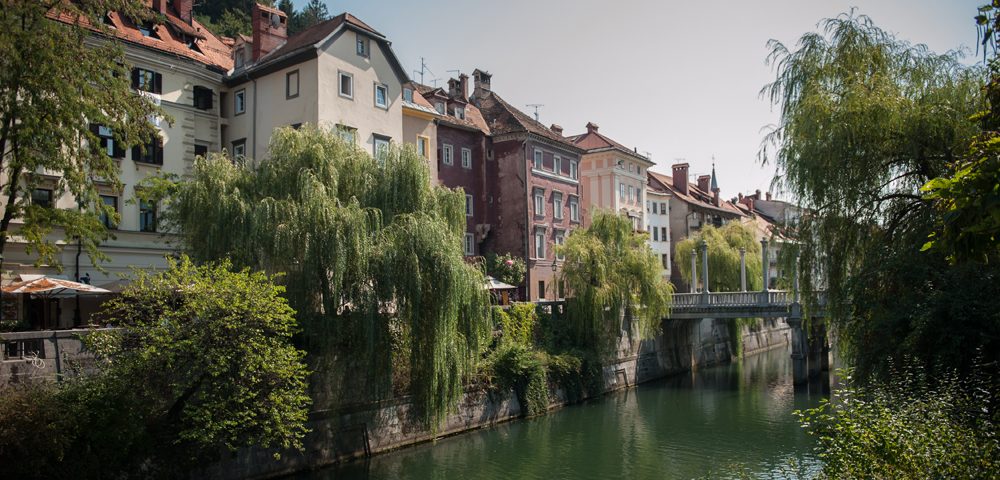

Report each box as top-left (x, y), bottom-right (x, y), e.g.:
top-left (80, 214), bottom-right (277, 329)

top-left (476, 91), bottom-right (579, 149)
top-left (648, 171), bottom-right (745, 217)
top-left (567, 128), bottom-right (648, 161)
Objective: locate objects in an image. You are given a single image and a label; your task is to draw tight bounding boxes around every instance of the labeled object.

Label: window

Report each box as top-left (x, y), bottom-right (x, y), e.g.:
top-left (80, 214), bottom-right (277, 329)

top-left (465, 194), bottom-right (474, 217)
top-left (569, 197), bottom-right (579, 222)
top-left (99, 195), bottom-right (118, 229)
top-left (91, 124), bottom-right (125, 158)
top-left (32, 188), bottom-right (53, 208)
top-left (235, 50), bottom-right (245, 69)
top-left (139, 200), bottom-right (157, 232)
top-left (231, 139), bottom-right (246, 161)
top-left (555, 230), bottom-right (565, 260)
top-left (132, 136), bottom-right (163, 165)
top-left (290, 123), bottom-right (302, 130)
top-left (553, 192), bottom-right (563, 219)
top-left (660, 202), bottom-right (667, 214)
top-left (455, 106), bottom-right (465, 120)
top-left (442, 144), bottom-right (453, 166)
top-left (569, 160), bottom-right (578, 179)
top-left (534, 229), bottom-right (546, 259)
top-left (403, 88), bottom-right (413, 103)
top-left (337, 124), bottom-right (356, 145)
top-left (533, 149), bottom-right (543, 170)
top-left (132, 68), bottom-right (162, 94)
top-left (461, 148), bottom-right (472, 169)
top-left (193, 86), bottom-right (213, 110)
top-left (662, 254), bottom-right (669, 269)
top-left (374, 83), bottom-right (388, 109)
top-left (417, 136), bottom-right (429, 159)
top-left (534, 189), bottom-right (544, 217)
top-left (339, 72), bottom-right (353, 99)
top-left (464, 233), bottom-right (475, 256)
top-left (553, 156), bottom-right (562, 175)
top-left (538, 280), bottom-right (545, 300)
top-left (628, 185), bottom-right (635, 202)
top-left (286, 70), bottom-right (299, 99)
top-left (648, 201), bottom-right (654, 214)
top-left (628, 162), bottom-right (634, 173)
top-left (435, 102), bottom-right (445, 114)
top-left (620, 183), bottom-right (626, 200)
top-left (234, 89), bottom-right (246, 115)
top-left (356, 34), bottom-right (369, 57)
top-left (661, 227), bottom-right (667, 242)
top-left (373, 135), bottom-right (390, 160)
top-left (653, 227), bottom-right (659, 241)
top-left (194, 144), bottom-right (208, 159)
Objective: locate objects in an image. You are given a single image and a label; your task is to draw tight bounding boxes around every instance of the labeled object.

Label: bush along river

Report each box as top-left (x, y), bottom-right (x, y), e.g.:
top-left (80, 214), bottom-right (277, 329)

top-left (298, 345), bottom-right (833, 480)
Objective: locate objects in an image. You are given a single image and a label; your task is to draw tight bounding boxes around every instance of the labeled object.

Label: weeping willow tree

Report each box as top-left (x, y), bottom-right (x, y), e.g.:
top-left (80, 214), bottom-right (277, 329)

top-left (760, 11), bottom-right (994, 378)
top-left (164, 125), bottom-right (490, 425)
top-left (558, 210), bottom-right (673, 359)
top-left (675, 221), bottom-right (763, 292)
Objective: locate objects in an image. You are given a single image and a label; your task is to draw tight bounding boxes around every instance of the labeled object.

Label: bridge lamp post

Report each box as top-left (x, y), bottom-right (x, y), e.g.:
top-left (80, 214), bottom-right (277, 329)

top-left (700, 240), bottom-right (709, 295)
top-left (760, 238), bottom-right (769, 305)
top-left (739, 247), bottom-right (746, 292)
top-left (690, 248), bottom-right (697, 294)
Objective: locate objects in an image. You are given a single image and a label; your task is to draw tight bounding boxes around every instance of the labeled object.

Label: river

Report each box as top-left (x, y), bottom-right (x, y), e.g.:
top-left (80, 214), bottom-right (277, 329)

top-left (300, 345), bottom-right (830, 479)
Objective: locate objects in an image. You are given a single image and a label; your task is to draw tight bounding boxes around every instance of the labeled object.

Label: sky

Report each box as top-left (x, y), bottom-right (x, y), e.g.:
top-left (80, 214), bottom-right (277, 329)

top-left (294, 0), bottom-right (983, 199)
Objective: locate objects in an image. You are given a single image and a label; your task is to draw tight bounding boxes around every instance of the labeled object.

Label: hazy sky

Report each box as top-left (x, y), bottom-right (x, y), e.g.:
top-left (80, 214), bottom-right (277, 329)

top-left (294, 0), bottom-right (983, 199)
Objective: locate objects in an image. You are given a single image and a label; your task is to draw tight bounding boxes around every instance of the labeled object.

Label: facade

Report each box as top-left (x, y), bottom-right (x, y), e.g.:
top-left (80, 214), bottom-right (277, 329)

top-left (415, 75), bottom-right (492, 257)
top-left (646, 175), bottom-right (673, 280)
top-left (649, 163), bottom-right (745, 291)
top-left (569, 123), bottom-right (653, 232)
top-left (224, 6), bottom-right (409, 162)
top-left (401, 83), bottom-right (440, 185)
top-left (737, 191), bottom-right (804, 289)
top-left (3, 1), bottom-right (233, 328)
top-left (470, 70), bottom-right (584, 301)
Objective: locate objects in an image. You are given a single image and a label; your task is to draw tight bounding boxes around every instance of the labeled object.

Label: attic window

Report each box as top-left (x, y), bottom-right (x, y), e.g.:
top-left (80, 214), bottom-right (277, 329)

top-left (103, 12), bottom-right (115, 28)
top-left (356, 34), bottom-right (369, 57)
top-left (138, 22), bottom-right (159, 39)
top-left (403, 88), bottom-right (413, 103)
top-left (434, 102), bottom-right (445, 114)
top-left (455, 106), bottom-right (465, 120)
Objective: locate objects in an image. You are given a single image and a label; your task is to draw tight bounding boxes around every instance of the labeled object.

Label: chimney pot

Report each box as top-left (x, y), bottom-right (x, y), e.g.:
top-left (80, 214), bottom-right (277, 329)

top-left (458, 73), bottom-right (469, 101)
top-left (472, 68), bottom-right (492, 98)
top-left (765, 191), bottom-right (772, 201)
top-left (586, 122), bottom-right (599, 134)
top-left (550, 124), bottom-right (563, 136)
top-left (713, 190), bottom-right (721, 207)
top-left (697, 175), bottom-right (711, 193)
top-left (671, 163), bottom-right (690, 195)
top-left (448, 78), bottom-right (461, 98)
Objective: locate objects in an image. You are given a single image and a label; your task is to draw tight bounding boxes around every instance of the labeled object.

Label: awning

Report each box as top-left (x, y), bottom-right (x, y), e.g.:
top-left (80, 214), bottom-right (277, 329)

top-left (1, 277), bottom-right (112, 298)
top-left (484, 275), bottom-right (517, 290)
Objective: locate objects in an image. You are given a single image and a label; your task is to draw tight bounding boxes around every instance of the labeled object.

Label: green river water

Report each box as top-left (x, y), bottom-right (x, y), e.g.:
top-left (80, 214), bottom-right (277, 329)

top-left (301, 345), bottom-right (830, 479)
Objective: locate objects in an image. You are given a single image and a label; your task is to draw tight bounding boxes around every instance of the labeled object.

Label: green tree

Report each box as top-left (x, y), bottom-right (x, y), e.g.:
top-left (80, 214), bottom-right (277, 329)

top-left (0, 1), bottom-right (163, 270)
top-left (761, 11), bottom-right (994, 378)
top-left (486, 251), bottom-right (526, 288)
top-left (289, 0), bottom-right (329, 35)
top-left (674, 222), bottom-right (763, 292)
top-left (194, 9), bottom-right (251, 38)
top-left (162, 125), bottom-right (491, 425)
top-left (558, 210), bottom-right (673, 358)
top-left (0, 257), bottom-right (311, 479)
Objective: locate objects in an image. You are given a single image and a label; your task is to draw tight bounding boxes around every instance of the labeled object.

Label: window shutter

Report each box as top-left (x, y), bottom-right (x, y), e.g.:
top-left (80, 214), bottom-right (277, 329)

top-left (132, 145), bottom-right (141, 161)
top-left (131, 68), bottom-right (139, 89)
top-left (153, 72), bottom-right (162, 94)
top-left (89, 123), bottom-right (100, 136)
top-left (113, 143), bottom-right (125, 159)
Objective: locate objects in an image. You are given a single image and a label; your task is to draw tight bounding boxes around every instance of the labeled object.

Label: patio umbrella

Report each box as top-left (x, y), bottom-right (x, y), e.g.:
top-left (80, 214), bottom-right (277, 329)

top-left (484, 275), bottom-right (516, 290)
top-left (2, 276), bottom-right (111, 298)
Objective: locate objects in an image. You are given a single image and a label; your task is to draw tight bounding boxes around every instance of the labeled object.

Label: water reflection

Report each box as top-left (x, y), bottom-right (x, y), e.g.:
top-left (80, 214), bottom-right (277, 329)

top-left (300, 346), bottom-right (827, 480)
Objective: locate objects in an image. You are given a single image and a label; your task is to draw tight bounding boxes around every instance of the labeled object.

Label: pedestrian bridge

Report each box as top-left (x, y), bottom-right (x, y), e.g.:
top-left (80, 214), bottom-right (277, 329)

top-left (668, 290), bottom-right (827, 320)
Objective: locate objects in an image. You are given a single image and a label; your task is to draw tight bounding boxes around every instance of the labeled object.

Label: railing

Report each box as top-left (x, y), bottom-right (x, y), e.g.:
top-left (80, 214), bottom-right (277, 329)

top-left (668, 290), bottom-right (826, 319)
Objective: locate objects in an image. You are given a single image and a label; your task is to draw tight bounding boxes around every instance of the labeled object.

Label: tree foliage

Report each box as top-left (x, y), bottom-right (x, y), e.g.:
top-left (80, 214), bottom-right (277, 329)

top-left (164, 125), bottom-right (491, 425)
top-left (486, 251), bottom-right (526, 288)
top-left (0, 0), bottom-right (163, 268)
top-left (0, 257), bottom-right (310, 479)
top-left (761, 11), bottom-right (993, 378)
top-left (558, 210), bottom-right (673, 358)
top-left (675, 222), bottom-right (763, 292)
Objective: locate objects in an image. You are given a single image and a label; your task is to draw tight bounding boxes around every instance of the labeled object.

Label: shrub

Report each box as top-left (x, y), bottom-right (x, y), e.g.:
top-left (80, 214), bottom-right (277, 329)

top-left (483, 343), bottom-right (549, 417)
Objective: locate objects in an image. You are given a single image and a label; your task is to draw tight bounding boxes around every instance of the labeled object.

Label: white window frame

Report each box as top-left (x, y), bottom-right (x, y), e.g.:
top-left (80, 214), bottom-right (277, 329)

top-left (435, 102), bottom-right (445, 114)
top-left (628, 185), bottom-right (635, 202)
top-left (553, 192), bottom-right (563, 219)
top-left (235, 89), bottom-right (246, 115)
top-left (374, 83), bottom-right (388, 109)
top-left (553, 155), bottom-right (562, 175)
top-left (533, 149), bottom-right (543, 170)
top-left (339, 71), bottom-right (354, 99)
top-left (569, 160), bottom-right (578, 179)
top-left (534, 189), bottom-right (545, 217)
top-left (465, 194), bottom-right (474, 217)
top-left (555, 230), bottom-right (565, 261)
top-left (356, 34), bottom-right (369, 57)
top-left (337, 124), bottom-right (357, 145)
top-left (442, 144), bottom-right (453, 165)
top-left (620, 182), bottom-right (626, 200)
top-left (461, 148), bottom-right (472, 169)
top-left (569, 197), bottom-right (579, 222)
top-left (464, 233), bottom-right (475, 256)
top-left (403, 88), bottom-right (413, 103)
top-left (455, 106), bottom-right (465, 119)
top-left (534, 229), bottom-right (546, 259)
top-left (373, 136), bottom-right (390, 159)
top-left (417, 135), bottom-right (429, 159)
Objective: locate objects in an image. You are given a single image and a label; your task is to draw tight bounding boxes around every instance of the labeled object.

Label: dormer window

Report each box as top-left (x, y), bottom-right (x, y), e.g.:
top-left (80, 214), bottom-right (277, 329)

top-left (138, 22), bottom-right (158, 39)
top-left (235, 50), bottom-right (245, 68)
top-left (356, 34), bottom-right (369, 57)
top-left (455, 106), bottom-right (465, 120)
top-left (403, 88), bottom-right (413, 103)
top-left (435, 102), bottom-right (445, 114)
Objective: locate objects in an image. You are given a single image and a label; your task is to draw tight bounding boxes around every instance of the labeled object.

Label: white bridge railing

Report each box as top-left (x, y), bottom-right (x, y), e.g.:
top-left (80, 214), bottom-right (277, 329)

top-left (668, 290), bottom-right (826, 319)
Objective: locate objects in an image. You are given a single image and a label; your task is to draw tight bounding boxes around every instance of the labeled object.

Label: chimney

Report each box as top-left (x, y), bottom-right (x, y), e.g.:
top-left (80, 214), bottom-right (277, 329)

top-left (252, 3), bottom-right (288, 62)
top-left (713, 190), bottom-right (721, 207)
top-left (671, 163), bottom-right (689, 195)
top-left (738, 193), bottom-right (744, 201)
top-left (586, 122), bottom-right (599, 134)
top-left (550, 124), bottom-right (563, 136)
top-left (755, 189), bottom-right (762, 199)
top-left (740, 195), bottom-right (754, 211)
top-left (448, 78), bottom-right (461, 99)
top-left (176, 0), bottom-right (194, 24)
top-left (765, 191), bottom-right (772, 201)
top-left (154, 0), bottom-right (167, 14)
top-left (472, 68), bottom-right (492, 98)
top-left (697, 175), bottom-right (711, 193)
top-left (458, 74), bottom-right (469, 101)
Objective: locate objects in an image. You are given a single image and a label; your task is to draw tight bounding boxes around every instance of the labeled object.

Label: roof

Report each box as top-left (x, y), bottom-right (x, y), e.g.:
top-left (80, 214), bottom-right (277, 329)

top-left (402, 85), bottom-right (440, 117)
top-left (648, 171), bottom-right (745, 217)
top-left (235, 12), bottom-right (403, 81)
top-left (412, 82), bottom-right (491, 134)
top-left (51, 8), bottom-right (233, 71)
top-left (567, 127), bottom-right (650, 162)
top-left (475, 90), bottom-right (581, 150)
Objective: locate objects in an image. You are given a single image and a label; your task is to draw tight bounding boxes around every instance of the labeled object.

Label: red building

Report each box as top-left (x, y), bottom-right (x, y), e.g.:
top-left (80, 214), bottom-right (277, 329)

top-left (470, 69), bottom-right (585, 301)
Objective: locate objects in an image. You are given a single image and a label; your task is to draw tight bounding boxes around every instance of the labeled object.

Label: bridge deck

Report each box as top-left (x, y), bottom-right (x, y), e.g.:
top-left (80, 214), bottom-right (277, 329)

top-left (668, 291), bottom-right (826, 320)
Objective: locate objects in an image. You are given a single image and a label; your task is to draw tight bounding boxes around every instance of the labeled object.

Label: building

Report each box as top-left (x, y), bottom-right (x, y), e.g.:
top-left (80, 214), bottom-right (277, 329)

top-left (568, 122), bottom-right (653, 232)
top-left (401, 83), bottom-right (440, 184)
top-left (648, 163), bottom-right (745, 291)
top-left (224, 5), bottom-right (410, 162)
top-left (414, 75), bottom-right (492, 257)
top-left (736, 190), bottom-right (804, 289)
top-left (646, 175), bottom-right (673, 280)
top-left (470, 70), bottom-right (585, 301)
top-left (3, 0), bottom-right (233, 328)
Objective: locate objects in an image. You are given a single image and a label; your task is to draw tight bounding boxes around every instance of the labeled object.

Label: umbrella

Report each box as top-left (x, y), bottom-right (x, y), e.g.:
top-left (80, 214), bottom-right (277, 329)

top-left (2, 276), bottom-right (111, 298)
top-left (484, 275), bottom-right (516, 290)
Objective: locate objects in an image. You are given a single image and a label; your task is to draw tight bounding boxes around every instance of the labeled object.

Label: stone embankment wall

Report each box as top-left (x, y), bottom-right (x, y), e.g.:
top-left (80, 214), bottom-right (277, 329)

top-left (203, 317), bottom-right (790, 480)
top-left (0, 328), bottom-right (98, 385)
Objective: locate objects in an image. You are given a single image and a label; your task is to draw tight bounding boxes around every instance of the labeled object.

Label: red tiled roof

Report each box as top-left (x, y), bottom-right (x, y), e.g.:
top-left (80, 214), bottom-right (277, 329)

top-left (648, 171), bottom-right (745, 217)
top-left (475, 91), bottom-right (579, 149)
top-left (413, 82), bottom-right (491, 135)
top-left (51, 8), bottom-right (233, 71)
top-left (567, 129), bottom-right (647, 161)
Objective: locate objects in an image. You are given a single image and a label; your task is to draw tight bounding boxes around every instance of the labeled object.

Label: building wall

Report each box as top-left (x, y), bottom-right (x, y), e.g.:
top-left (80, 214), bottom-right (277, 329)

top-left (483, 140), bottom-right (527, 263)
top-left (401, 112), bottom-right (437, 185)
top-left (316, 31), bottom-right (403, 155)
top-left (645, 190), bottom-right (672, 280)
top-left (579, 150), bottom-right (649, 230)
top-left (436, 124), bottom-right (485, 255)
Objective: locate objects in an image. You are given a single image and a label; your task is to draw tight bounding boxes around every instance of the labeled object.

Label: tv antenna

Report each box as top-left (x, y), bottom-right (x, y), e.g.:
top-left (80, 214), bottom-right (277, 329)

top-left (526, 104), bottom-right (544, 122)
top-left (412, 57), bottom-right (437, 85)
